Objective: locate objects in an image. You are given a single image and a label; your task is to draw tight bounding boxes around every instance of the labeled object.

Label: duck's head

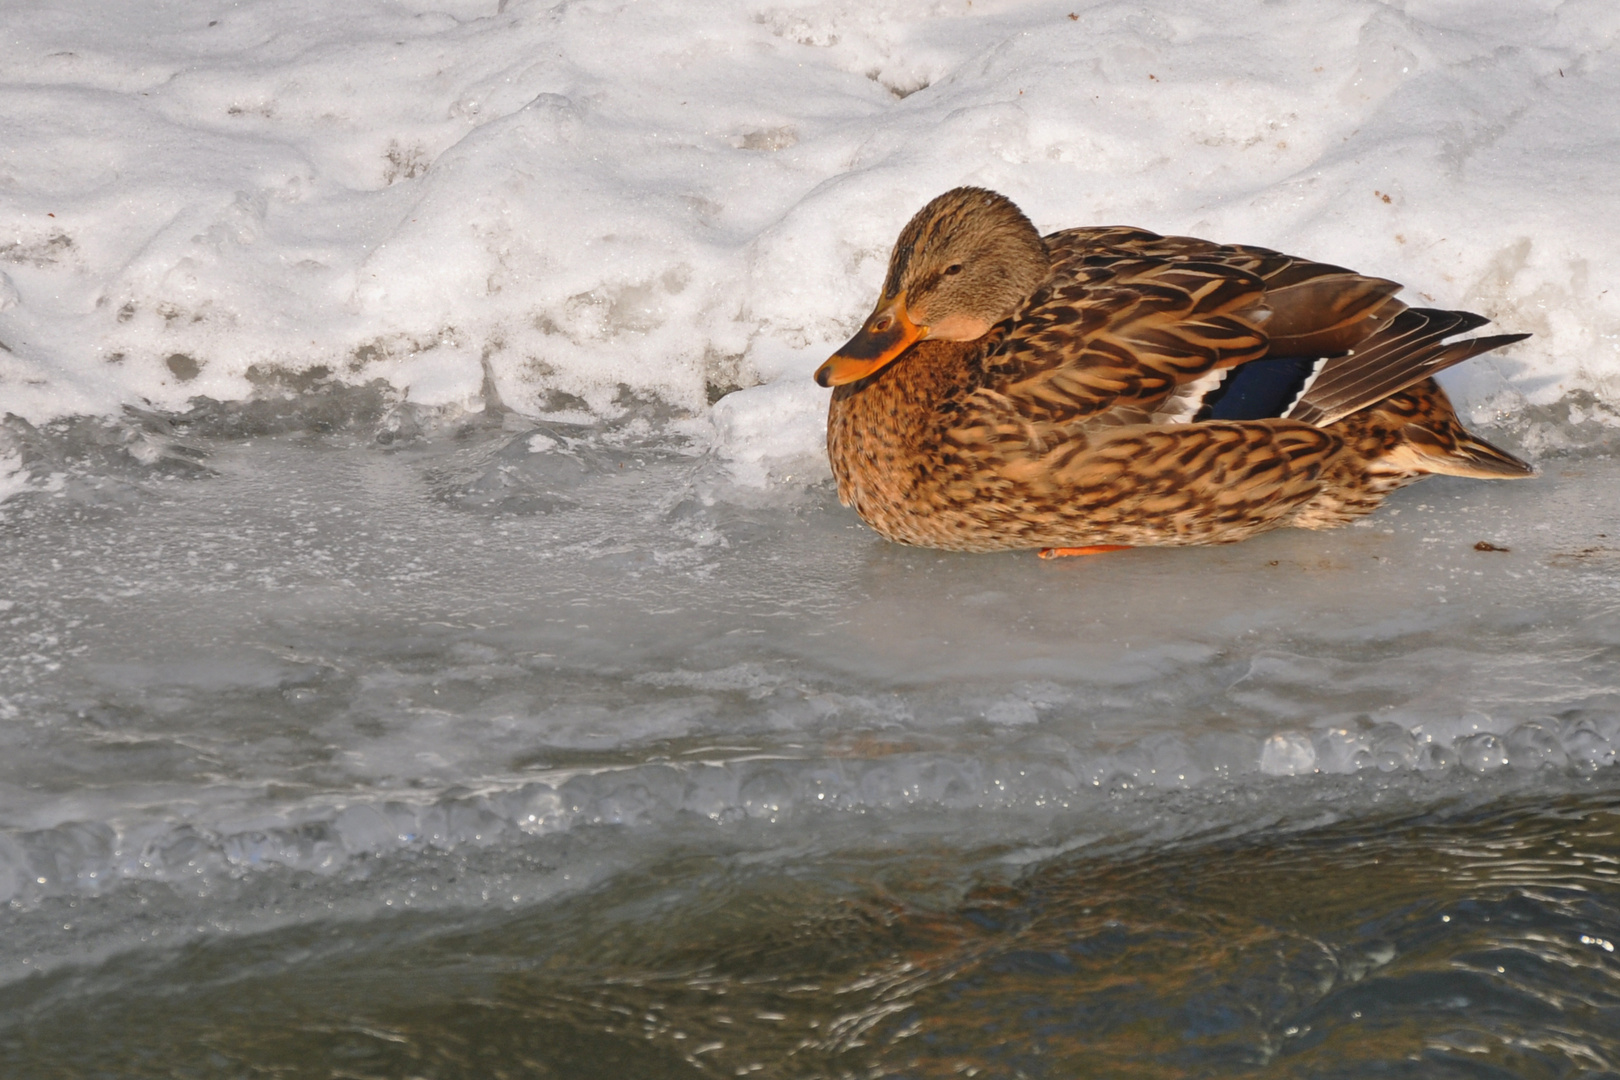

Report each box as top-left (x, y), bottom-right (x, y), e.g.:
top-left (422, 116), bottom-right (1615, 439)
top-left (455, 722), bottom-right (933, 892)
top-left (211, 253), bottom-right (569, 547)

top-left (815, 187), bottom-right (1049, 388)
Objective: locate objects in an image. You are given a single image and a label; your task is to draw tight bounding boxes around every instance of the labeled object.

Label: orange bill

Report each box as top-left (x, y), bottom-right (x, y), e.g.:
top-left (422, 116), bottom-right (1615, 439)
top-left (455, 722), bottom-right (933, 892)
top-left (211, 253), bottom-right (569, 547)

top-left (814, 295), bottom-right (925, 387)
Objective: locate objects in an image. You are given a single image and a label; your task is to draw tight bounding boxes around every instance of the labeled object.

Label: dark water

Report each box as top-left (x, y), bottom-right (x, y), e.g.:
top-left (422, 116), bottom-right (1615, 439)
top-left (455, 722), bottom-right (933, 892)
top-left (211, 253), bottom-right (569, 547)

top-left (5, 787), bottom-right (1620, 1078)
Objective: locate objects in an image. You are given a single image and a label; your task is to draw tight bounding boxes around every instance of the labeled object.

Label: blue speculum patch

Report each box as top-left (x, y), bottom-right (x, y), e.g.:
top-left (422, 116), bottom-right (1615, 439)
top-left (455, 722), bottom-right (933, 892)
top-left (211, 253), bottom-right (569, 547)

top-left (1196, 356), bottom-right (1324, 421)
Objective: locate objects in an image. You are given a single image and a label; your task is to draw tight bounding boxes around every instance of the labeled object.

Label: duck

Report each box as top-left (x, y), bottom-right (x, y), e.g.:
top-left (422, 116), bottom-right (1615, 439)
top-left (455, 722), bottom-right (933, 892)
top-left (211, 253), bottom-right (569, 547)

top-left (815, 187), bottom-right (1532, 557)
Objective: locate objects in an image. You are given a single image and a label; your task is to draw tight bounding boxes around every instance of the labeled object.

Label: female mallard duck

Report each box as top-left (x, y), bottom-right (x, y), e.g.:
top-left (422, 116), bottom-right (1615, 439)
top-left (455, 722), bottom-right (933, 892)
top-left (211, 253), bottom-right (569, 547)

top-left (816, 187), bottom-right (1531, 557)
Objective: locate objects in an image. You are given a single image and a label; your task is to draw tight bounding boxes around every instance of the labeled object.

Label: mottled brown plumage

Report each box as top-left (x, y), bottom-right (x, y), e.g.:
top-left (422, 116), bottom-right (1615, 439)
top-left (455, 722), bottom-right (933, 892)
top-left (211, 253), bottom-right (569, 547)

top-left (817, 187), bottom-right (1531, 554)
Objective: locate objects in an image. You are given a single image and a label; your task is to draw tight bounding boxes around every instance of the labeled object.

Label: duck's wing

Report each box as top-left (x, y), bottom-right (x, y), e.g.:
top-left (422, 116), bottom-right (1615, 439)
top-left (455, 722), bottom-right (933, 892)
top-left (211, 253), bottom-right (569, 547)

top-left (1005, 227), bottom-right (1525, 429)
top-left (1284, 310), bottom-right (1529, 426)
top-left (979, 239), bottom-right (1270, 428)
top-left (1056, 227), bottom-right (1412, 354)
top-left (982, 227), bottom-right (1413, 428)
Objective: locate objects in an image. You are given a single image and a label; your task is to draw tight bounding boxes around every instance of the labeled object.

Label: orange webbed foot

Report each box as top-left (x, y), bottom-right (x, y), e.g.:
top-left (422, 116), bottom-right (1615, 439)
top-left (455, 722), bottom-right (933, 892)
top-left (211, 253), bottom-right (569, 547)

top-left (1037, 544), bottom-right (1132, 560)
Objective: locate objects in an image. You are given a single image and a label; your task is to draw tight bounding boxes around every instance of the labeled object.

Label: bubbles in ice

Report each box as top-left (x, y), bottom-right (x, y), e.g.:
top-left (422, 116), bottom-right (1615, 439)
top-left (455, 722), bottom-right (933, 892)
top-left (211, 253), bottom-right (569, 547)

top-left (1456, 732), bottom-right (1510, 774)
top-left (740, 769), bottom-right (794, 819)
top-left (334, 804), bottom-right (403, 855)
top-left (1364, 724), bottom-right (1418, 771)
top-left (1261, 733), bottom-right (1316, 776)
top-left (2, 710), bottom-right (1617, 908)
top-left (1505, 720), bottom-right (1570, 769)
top-left (17, 821), bottom-right (116, 895)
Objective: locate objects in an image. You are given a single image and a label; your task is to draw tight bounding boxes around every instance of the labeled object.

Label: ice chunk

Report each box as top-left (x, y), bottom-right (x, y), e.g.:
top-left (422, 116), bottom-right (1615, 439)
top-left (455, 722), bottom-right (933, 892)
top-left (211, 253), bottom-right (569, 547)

top-left (1260, 733), bottom-right (1317, 777)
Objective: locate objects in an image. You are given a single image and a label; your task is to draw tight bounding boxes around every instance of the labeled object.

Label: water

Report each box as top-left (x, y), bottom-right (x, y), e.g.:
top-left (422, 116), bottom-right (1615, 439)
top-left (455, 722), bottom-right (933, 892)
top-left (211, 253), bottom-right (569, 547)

top-left (2, 397), bottom-right (1619, 1076)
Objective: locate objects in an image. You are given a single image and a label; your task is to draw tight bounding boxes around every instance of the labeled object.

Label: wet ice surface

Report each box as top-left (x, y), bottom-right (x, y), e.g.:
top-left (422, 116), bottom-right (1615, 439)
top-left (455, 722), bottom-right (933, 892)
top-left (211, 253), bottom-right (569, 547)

top-left (1, 405), bottom-right (1619, 1074)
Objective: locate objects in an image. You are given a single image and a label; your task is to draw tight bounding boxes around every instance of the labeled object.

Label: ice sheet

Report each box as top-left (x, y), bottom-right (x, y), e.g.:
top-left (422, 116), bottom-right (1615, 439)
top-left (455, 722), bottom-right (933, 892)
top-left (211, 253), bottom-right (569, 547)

top-left (1, 414), bottom-right (1617, 933)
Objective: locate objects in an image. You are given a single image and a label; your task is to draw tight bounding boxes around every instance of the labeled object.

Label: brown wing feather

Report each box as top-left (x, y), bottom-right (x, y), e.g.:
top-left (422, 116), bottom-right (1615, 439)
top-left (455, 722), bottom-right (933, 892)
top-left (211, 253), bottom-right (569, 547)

top-left (982, 252), bottom-right (1269, 426)
top-left (1057, 230), bottom-right (1414, 354)
top-left (1038, 227), bottom-right (1530, 431)
top-left (1289, 309), bottom-right (1530, 426)
top-left (966, 223), bottom-right (1527, 442)
top-left (1260, 273), bottom-right (1407, 356)
top-left (1001, 228), bottom-right (1424, 420)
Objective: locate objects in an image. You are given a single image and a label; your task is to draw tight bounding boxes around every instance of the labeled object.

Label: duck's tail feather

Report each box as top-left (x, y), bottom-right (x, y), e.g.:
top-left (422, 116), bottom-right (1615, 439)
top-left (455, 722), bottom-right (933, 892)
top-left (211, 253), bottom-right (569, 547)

top-left (1355, 378), bottom-right (1535, 480)
top-left (1286, 308), bottom-right (1529, 427)
top-left (1391, 423), bottom-right (1535, 479)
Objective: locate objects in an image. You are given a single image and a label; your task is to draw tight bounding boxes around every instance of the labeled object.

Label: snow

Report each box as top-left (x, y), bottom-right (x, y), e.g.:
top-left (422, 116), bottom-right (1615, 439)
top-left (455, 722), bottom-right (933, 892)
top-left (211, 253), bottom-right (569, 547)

top-left (2, 0), bottom-right (1618, 449)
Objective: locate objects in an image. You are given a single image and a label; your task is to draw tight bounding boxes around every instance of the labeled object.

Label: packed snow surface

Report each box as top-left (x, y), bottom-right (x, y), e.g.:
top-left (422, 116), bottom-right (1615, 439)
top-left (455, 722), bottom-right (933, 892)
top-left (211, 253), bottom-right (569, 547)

top-left (4, 0), bottom-right (1620, 1073)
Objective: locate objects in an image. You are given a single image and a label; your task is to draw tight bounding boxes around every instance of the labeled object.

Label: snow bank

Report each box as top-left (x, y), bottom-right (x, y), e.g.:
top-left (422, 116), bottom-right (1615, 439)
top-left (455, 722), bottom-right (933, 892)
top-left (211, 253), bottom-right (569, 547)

top-left (1, 0), bottom-right (1617, 462)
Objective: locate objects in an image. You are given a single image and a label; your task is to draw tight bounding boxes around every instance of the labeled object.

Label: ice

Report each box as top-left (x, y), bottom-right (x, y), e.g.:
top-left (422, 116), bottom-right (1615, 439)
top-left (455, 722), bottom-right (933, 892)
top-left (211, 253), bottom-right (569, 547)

top-left (0, 453), bottom-right (31, 505)
top-left (1261, 732), bottom-right (1317, 776)
top-left (0, 410), bottom-right (1617, 925)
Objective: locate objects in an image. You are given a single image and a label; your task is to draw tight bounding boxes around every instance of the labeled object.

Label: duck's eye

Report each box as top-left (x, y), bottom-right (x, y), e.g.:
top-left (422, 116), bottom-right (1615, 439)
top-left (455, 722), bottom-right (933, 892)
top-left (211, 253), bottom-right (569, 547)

top-left (944, 264), bottom-right (963, 276)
